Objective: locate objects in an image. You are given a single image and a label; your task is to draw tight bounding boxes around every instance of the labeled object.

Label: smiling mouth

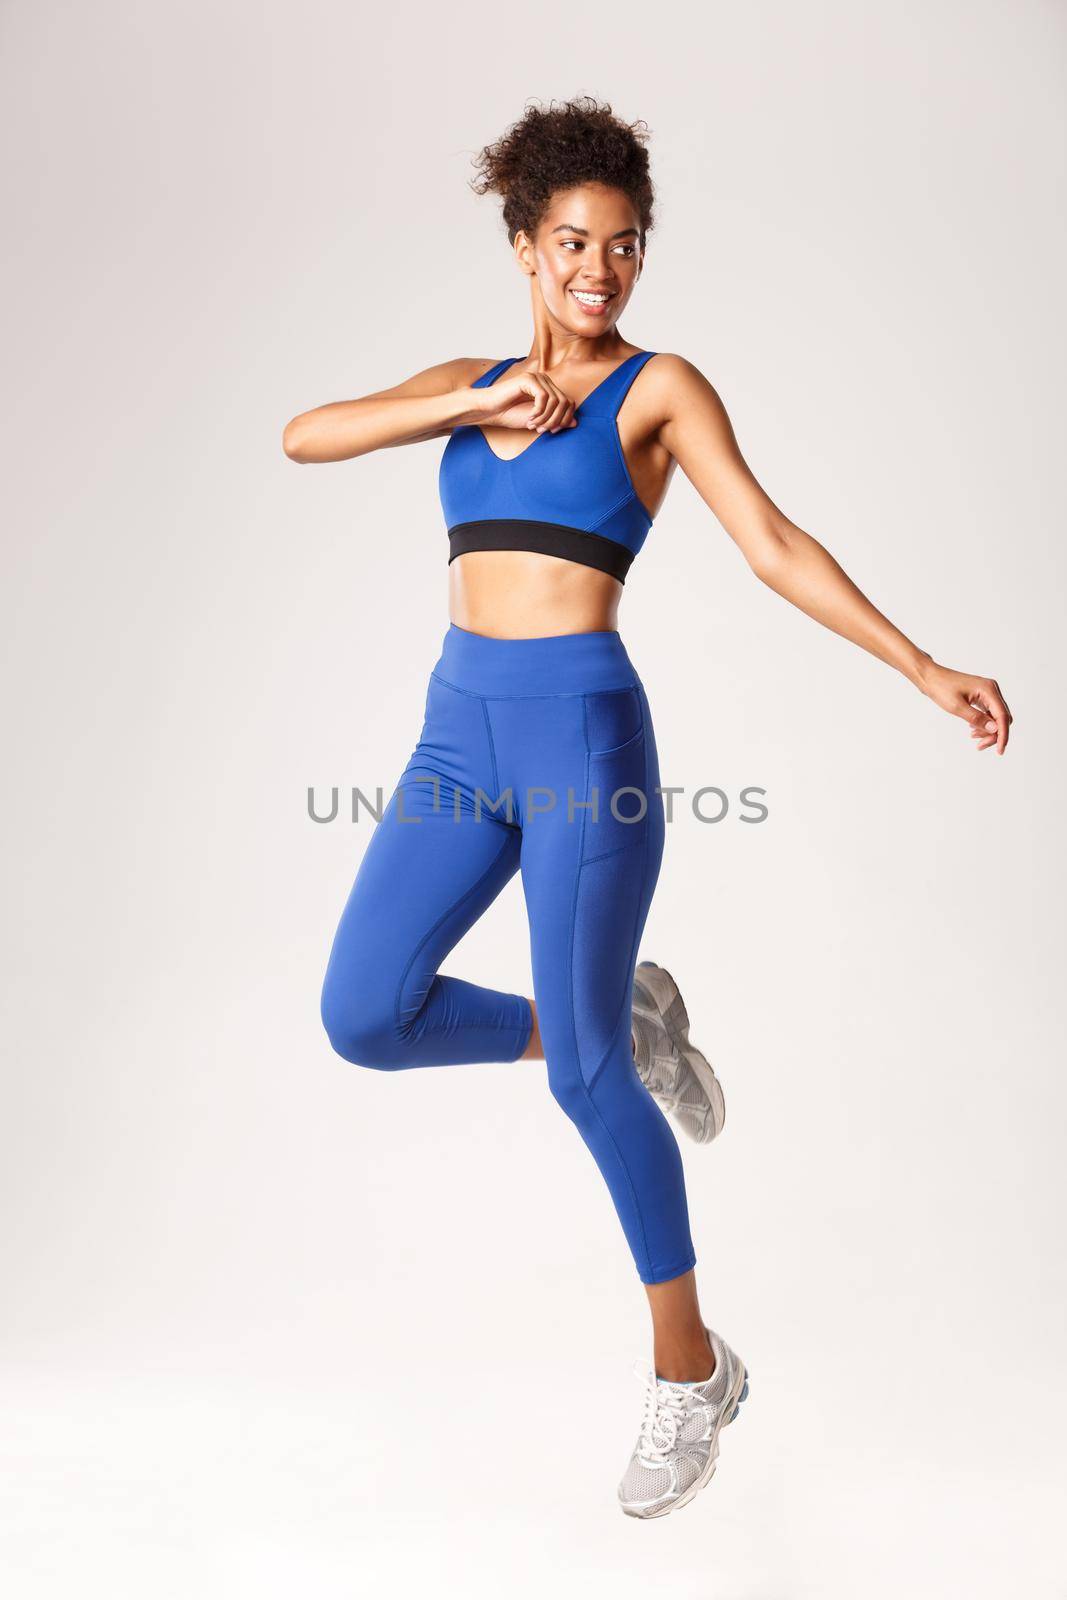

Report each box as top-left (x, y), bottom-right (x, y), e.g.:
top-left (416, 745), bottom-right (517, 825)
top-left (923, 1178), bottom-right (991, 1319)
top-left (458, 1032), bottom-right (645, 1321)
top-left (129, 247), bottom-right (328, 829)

top-left (570, 289), bottom-right (616, 314)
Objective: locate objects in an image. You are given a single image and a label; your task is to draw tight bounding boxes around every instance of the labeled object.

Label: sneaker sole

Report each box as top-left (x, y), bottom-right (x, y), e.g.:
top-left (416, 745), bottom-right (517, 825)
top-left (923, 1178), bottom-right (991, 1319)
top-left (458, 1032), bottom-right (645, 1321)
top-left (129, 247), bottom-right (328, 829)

top-left (635, 961), bottom-right (726, 1143)
top-left (620, 1360), bottom-right (750, 1521)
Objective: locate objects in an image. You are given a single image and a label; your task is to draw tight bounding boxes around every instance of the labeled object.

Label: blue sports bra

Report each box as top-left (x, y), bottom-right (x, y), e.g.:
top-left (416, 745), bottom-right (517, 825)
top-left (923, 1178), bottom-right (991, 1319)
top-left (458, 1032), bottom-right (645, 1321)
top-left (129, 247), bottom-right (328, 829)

top-left (438, 350), bottom-right (658, 584)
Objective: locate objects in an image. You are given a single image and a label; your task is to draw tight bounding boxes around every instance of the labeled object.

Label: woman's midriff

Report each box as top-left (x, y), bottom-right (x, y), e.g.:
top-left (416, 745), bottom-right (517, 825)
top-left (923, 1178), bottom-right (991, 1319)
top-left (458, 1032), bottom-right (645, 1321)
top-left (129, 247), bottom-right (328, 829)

top-left (447, 549), bottom-right (623, 640)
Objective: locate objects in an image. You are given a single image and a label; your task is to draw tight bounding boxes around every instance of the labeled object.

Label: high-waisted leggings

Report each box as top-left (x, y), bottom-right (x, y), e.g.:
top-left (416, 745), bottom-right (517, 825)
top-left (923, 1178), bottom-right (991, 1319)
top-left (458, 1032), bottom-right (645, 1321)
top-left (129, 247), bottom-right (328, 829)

top-left (320, 623), bottom-right (696, 1285)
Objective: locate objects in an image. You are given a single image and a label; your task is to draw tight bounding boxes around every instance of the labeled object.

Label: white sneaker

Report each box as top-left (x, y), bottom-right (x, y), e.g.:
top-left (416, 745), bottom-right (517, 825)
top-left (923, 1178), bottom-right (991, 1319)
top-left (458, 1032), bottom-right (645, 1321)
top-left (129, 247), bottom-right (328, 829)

top-left (631, 961), bottom-right (726, 1144)
top-left (617, 1327), bottom-right (749, 1520)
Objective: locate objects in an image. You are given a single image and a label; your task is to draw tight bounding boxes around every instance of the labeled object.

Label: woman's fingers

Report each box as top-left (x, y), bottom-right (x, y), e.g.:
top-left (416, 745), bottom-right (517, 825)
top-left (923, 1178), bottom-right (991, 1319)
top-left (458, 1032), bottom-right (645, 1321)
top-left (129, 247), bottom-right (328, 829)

top-left (536, 393), bottom-right (575, 434)
top-left (525, 379), bottom-right (574, 432)
top-left (489, 372), bottom-right (579, 433)
top-left (489, 368), bottom-right (579, 432)
top-left (923, 664), bottom-right (1014, 756)
top-left (965, 683), bottom-right (1012, 754)
top-left (522, 377), bottom-right (553, 427)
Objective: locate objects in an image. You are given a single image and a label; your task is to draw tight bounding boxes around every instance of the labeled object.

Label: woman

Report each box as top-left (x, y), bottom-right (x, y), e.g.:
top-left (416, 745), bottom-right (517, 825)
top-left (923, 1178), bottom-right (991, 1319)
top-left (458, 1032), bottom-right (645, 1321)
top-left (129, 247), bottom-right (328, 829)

top-left (282, 98), bottom-right (1012, 1520)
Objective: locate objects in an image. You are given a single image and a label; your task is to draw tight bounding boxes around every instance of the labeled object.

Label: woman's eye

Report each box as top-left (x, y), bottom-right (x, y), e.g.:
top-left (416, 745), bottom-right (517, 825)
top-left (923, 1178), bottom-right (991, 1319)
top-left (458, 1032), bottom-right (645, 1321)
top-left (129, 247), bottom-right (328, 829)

top-left (560, 240), bottom-right (635, 257)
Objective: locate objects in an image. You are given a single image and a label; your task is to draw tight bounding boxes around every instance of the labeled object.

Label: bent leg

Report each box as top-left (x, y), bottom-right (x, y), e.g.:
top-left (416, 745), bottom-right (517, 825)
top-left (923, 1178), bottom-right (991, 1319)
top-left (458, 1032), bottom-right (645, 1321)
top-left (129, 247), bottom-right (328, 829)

top-left (321, 777), bottom-right (532, 1070)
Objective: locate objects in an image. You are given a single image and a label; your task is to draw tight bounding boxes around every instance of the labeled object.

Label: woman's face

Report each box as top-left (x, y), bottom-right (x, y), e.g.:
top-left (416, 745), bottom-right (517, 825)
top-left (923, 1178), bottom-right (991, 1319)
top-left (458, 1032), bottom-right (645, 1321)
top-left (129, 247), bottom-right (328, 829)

top-left (518, 183), bottom-right (644, 335)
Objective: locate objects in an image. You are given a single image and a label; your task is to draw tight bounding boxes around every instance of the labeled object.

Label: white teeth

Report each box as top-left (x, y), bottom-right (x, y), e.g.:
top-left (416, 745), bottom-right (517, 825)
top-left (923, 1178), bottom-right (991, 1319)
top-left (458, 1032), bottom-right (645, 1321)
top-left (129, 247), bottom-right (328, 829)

top-left (573, 291), bottom-right (610, 304)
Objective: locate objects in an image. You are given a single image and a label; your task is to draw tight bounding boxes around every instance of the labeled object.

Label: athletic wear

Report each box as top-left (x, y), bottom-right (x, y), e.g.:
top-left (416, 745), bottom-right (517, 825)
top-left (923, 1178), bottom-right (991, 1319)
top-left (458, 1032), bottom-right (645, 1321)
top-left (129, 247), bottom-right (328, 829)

top-left (631, 962), bottom-right (726, 1144)
top-left (618, 1327), bottom-right (749, 1519)
top-left (439, 352), bottom-right (659, 583)
top-left (321, 622), bottom-right (697, 1286)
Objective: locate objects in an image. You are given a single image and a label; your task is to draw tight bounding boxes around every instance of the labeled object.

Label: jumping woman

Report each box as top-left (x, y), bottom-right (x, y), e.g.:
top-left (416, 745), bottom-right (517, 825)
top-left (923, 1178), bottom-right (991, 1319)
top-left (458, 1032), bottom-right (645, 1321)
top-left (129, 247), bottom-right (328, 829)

top-left (282, 97), bottom-right (1012, 1519)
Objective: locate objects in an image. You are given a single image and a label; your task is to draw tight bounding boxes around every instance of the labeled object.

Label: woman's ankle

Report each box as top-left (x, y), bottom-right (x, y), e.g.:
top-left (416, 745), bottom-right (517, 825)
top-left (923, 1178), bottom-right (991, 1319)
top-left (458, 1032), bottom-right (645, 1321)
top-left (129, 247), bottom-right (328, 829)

top-left (654, 1328), bottom-right (715, 1384)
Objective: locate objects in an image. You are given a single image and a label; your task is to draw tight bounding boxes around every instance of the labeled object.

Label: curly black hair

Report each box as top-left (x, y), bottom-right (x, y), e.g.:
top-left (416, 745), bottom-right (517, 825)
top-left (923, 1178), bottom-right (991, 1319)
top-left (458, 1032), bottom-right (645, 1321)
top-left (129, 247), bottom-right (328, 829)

top-left (470, 96), bottom-right (655, 247)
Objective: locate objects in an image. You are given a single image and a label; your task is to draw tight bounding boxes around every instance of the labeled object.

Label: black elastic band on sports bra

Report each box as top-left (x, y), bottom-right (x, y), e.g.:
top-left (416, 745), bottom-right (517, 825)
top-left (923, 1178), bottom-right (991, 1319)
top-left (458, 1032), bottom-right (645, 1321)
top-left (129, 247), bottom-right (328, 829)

top-left (447, 519), bottom-right (635, 583)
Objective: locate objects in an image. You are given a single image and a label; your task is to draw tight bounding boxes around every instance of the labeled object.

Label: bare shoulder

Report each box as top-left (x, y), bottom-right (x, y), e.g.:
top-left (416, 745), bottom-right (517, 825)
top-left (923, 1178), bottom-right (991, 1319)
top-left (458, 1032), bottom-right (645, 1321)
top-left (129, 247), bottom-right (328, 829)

top-left (643, 352), bottom-right (721, 407)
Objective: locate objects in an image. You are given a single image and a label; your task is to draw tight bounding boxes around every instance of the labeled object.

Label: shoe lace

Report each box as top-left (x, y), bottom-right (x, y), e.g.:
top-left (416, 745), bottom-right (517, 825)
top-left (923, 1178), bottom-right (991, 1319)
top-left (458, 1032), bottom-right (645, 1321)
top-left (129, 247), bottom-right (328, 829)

top-left (632, 1360), bottom-right (693, 1462)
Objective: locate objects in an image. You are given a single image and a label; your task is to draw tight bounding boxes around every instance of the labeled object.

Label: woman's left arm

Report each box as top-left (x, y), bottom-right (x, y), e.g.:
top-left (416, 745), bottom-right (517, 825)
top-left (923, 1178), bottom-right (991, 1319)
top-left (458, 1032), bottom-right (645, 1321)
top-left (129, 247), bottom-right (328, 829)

top-left (658, 357), bottom-right (1013, 754)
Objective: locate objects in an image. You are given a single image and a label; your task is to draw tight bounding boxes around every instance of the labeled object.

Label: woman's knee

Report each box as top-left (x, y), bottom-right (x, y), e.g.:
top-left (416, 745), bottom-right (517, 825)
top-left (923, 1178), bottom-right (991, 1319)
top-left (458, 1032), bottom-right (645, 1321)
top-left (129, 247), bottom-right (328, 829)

top-left (319, 973), bottom-right (411, 1070)
top-left (547, 1038), bottom-right (639, 1130)
top-left (546, 1054), bottom-right (594, 1126)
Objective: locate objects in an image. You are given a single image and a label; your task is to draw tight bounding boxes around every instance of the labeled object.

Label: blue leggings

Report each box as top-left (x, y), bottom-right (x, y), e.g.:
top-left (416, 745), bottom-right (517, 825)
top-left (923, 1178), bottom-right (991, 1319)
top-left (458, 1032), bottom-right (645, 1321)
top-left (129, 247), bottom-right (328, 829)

top-left (320, 623), bottom-right (696, 1285)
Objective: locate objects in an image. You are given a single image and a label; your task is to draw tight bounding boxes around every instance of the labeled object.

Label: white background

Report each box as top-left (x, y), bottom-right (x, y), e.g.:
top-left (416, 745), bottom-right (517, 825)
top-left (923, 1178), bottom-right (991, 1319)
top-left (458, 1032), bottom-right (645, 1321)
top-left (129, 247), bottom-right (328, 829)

top-left (2, 1), bottom-right (1064, 1595)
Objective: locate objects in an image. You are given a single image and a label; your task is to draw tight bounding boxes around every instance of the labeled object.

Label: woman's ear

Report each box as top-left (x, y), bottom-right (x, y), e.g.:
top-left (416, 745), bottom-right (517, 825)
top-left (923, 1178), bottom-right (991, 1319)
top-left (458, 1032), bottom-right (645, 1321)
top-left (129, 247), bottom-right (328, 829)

top-left (513, 229), bottom-right (536, 278)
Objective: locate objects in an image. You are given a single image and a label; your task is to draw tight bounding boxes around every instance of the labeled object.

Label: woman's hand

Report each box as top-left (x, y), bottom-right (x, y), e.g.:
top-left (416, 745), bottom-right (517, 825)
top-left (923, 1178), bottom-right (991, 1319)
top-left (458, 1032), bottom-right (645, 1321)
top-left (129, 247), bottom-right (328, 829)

top-left (916, 661), bottom-right (1014, 754)
top-left (473, 367), bottom-right (579, 436)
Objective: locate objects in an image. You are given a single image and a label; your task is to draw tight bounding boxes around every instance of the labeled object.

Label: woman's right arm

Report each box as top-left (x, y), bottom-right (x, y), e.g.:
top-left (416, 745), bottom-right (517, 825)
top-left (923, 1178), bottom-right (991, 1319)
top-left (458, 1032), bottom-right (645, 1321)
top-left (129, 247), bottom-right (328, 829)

top-left (281, 357), bottom-right (490, 464)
